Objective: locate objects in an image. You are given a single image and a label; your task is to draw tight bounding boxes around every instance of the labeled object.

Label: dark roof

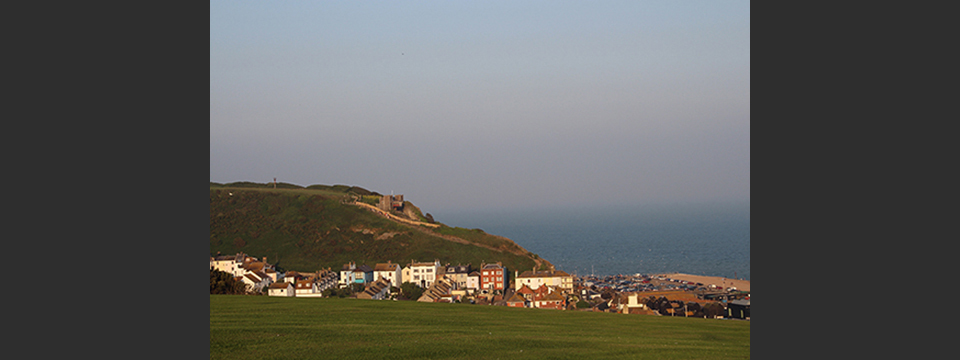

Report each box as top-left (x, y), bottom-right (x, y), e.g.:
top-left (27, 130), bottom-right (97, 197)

top-left (446, 265), bottom-right (471, 273)
top-left (356, 264), bottom-right (374, 272)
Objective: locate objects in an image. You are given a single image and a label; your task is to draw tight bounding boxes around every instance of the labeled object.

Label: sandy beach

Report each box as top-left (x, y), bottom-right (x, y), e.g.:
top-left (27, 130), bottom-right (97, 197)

top-left (654, 273), bottom-right (750, 292)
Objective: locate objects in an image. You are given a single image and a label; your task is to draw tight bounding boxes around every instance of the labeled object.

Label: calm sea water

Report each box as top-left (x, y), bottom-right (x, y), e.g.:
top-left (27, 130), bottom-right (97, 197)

top-left (436, 202), bottom-right (749, 280)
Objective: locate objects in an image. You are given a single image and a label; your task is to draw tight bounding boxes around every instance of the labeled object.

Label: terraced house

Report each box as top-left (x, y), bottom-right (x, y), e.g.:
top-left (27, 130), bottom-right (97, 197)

top-left (410, 259), bottom-right (442, 288)
top-left (514, 268), bottom-right (573, 293)
top-left (357, 279), bottom-right (392, 300)
top-left (373, 261), bottom-right (402, 288)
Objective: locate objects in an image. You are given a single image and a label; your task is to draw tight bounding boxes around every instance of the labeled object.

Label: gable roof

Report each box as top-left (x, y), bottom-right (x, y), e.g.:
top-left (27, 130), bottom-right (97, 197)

top-left (242, 261), bottom-right (266, 272)
top-left (374, 263), bottom-right (399, 271)
top-left (517, 285), bottom-right (536, 295)
top-left (538, 291), bottom-right (565, 301)
top-left (506, 293), bottom-right (526, 303)
top-left (269, 282), bottom-right (292, 289)
top-left (244, 273), bottom-right (263, 283)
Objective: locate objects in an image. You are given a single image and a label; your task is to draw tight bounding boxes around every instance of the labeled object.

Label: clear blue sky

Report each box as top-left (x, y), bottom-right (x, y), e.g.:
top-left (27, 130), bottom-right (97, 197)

top-left (211, 1), bottom-right (750, 214)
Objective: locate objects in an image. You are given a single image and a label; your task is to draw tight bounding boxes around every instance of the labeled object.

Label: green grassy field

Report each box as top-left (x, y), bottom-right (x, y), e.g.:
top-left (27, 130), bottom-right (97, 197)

top-left (210, 295), bottom-right (749, 359)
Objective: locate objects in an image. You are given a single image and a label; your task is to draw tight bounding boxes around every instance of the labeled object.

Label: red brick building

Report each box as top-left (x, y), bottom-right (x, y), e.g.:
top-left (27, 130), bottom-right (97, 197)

top-left (480, 262), bottom-right (506, 291)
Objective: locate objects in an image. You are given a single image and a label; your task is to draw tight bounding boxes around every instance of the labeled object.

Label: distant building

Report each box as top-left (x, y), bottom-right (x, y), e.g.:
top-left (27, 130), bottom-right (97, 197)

top-left (353, 264), bottom-right (374, 285)
top-left (444, 264), bottom-right (471, 290)
top-left (357, 279), bottom-right (391, 300)
top-left (480, 262), bottom-right (506, 291)
top-left (514, 269), bottom-right (573, 293)
top-left (727, 299), bottom-right (750, 320)
top-left (378, 194), bottom-right (404, 212)
top-left (410, 260), bottom-right (441, 289)
top-left (340, 262), bottom-right (357, 287)
top-left (467, 271), bottom-right (480, 291)
top-left (373, 261), bottom-right (402, 288)
top-left (268, 282), bottom-right (295, 297)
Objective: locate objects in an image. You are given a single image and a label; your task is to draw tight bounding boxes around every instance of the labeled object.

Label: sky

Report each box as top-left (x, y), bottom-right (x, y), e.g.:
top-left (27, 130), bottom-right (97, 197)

top-left (210, 1), bottom-right (750, 214)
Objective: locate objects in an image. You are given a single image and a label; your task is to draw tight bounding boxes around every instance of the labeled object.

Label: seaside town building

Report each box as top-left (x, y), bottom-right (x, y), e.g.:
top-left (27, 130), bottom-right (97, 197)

top-left (210, 252), bottom-right (276, 292)
top-left (514, 268), bottom-right (573, 293)
top-left (378, 194), bottom-right (404, 212)
top-left (339, 262), bottom-right (357, 287)
top-left (444, 264), bottom-right (471, 290)
top-left (357, 279), bottom-right (392, 300)
top-left (353, 264), bottom-right (374, 285)
top-left (467, 271), bottom-right (480, 291)
top-left (410, 259), bottom-right (442, 289)
top-left (373, 261), bottom-right (402, 288)
top-left (268, 282), bottom-right (295, 297)
top-left (480, 262), bottom-right (506, 292)
top-left (217, 253), bottom-right (749, 319)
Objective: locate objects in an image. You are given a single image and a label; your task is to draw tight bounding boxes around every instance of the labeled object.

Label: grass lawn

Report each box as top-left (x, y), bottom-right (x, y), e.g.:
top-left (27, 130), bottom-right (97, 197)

top-left (210, 295), bottom-right (749, 359)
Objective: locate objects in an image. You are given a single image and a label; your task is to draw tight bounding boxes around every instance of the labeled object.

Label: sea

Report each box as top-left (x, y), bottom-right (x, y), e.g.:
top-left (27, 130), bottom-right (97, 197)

top-left (435, 202), bottom-right (749, 280)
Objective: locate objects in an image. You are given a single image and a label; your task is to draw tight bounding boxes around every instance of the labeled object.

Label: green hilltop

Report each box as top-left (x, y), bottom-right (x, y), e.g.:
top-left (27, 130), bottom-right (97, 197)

top-left (210, 182), bottom-right (549, 273)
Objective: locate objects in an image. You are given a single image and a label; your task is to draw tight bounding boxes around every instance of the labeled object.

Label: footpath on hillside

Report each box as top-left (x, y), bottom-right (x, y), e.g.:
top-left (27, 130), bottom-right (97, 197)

top-left (348, 201), bottom-right (548, 269)
top-left (350, 201), bottom-right (440, 228)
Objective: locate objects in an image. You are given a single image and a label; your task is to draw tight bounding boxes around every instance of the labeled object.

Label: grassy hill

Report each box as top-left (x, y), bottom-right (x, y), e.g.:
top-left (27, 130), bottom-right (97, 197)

top-left (210, 295), bottom-right (750, 359)
top-left (210, 182), bottom-right (547, 273)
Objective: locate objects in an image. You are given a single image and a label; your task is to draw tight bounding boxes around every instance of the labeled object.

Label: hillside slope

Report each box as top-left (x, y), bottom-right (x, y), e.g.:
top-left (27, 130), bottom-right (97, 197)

top-left (210, 183), bottom-right (549, 273)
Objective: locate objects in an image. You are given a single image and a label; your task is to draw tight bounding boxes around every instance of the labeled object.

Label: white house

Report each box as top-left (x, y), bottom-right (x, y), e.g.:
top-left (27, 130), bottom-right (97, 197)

top-left (295, 280), bottom-right (321, 297)
top-left (466, 271), bottom-right (480, 291)
top-left (268, 282), bottom-right (295, 297)
top-left (514, 269), bottom-right (573, 293)
top-left (373, 262), bottom-right (402, 288)
top-left (410, 259), bottom-right (441, 289)
top-left (210, 253), bottom-right (248, 277)
top-left (339, 262), bottom-right (357, 287)
top-left (620, 292), bottom-right (649, 314)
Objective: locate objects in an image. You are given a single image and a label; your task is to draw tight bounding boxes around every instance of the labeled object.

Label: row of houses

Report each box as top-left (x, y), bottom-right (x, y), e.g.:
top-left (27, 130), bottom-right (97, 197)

top-left (267, 268), bottom-right (339, 297)
top-left (338, 260), bottom-right (510, 293)
top-left (213, 253), bottom-right (580, 311)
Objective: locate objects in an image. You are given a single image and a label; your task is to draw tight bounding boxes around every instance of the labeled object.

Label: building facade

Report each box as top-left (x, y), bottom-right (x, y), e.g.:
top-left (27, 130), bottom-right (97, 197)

top-left (480, 262), bottom-right (506, 291)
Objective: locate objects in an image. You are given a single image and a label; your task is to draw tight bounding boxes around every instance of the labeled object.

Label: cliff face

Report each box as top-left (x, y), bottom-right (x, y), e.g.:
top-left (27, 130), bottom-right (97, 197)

top-left (210, 185), bottom-right (545, 273)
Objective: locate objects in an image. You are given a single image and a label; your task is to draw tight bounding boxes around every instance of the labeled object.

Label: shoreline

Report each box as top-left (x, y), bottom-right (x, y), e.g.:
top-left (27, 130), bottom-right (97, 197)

top-left (652, 272), bottom-right (750, 292)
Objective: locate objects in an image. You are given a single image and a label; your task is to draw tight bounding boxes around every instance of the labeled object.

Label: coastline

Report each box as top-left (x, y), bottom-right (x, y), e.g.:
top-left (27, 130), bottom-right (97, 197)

top-left (653, 272), bottom-right (750, 292)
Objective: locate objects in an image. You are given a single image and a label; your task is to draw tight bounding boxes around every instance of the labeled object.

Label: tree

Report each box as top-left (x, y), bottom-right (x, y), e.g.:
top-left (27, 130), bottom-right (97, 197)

top-left (399, 281), bottom-right (424, 301)
top-left (576, 300), bottom-right (591, 309)
top-left (351, 283), bottom-right (366, 294)
top-left (210, 269), bottom-right (247, 295)
top-left (702, 302), bottom-right (725, 318)
top-left (600, 288), bottom-right (616, 300)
